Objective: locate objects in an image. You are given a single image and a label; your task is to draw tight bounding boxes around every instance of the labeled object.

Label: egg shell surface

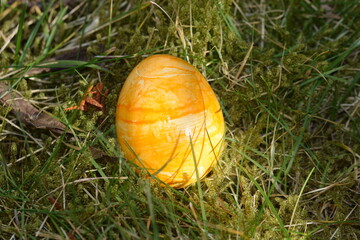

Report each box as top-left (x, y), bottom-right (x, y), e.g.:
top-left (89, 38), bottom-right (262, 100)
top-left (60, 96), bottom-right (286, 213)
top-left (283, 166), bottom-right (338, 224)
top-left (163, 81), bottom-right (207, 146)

top-left (116, 54), bottom-right (225, 188)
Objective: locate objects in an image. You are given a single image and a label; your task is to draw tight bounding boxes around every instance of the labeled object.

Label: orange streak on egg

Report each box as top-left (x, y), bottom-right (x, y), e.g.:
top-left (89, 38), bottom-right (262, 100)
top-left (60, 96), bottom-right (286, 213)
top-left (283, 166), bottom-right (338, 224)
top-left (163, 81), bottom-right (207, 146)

top-left (116, 54), bottom-right (225, 188)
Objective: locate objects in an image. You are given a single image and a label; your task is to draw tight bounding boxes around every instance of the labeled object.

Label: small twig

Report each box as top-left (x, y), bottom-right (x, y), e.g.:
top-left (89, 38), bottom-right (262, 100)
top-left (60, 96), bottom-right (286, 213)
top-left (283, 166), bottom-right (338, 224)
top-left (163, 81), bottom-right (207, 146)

top-left (235, 42), bottom-right (254, 80)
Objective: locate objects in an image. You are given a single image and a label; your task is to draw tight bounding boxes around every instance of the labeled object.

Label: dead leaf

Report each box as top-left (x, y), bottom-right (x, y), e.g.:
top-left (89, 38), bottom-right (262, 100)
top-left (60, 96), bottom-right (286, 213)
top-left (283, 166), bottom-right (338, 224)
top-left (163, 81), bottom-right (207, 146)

top-left (0, 82), bottom-right (70, 134)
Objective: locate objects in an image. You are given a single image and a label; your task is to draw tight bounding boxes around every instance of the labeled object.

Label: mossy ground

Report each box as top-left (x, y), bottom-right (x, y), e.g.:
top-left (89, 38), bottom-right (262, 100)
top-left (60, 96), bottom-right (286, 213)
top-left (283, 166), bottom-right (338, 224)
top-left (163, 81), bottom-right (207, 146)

top-left (1, 0), bottom-right (359, 239)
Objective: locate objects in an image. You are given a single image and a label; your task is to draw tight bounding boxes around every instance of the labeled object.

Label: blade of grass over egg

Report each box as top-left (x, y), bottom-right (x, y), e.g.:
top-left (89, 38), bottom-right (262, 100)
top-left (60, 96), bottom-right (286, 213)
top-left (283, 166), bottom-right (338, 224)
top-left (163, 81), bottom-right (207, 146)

top-left (119, 133), bottom-right (206, 210)
top-left (189, 135), bottom-right (208, 236)
top-left (102, 129), bottom-right (198, 202)
top-left (121, 136), bottom-right (186, 189)
top-left (150, 133), bottom-right (182, 181)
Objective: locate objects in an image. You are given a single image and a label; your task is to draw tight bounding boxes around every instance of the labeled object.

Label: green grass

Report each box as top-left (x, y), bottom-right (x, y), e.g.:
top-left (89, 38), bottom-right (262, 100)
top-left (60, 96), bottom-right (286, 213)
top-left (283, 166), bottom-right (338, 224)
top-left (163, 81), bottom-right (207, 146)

top-left (1, 0), bottom-right (360, 239)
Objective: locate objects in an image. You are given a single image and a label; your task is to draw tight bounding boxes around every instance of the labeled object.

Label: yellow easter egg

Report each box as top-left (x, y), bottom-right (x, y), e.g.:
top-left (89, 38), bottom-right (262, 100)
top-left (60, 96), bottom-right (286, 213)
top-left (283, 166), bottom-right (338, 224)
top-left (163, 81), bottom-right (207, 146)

top-left (116, 54), bottom-right (225, 188)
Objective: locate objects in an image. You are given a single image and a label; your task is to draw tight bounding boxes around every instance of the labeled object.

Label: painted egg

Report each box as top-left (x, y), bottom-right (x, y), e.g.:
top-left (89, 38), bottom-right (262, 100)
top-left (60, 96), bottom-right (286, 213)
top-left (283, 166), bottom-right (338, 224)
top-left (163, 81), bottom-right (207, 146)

top-left (116, 54), bottom-right (225, 188)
